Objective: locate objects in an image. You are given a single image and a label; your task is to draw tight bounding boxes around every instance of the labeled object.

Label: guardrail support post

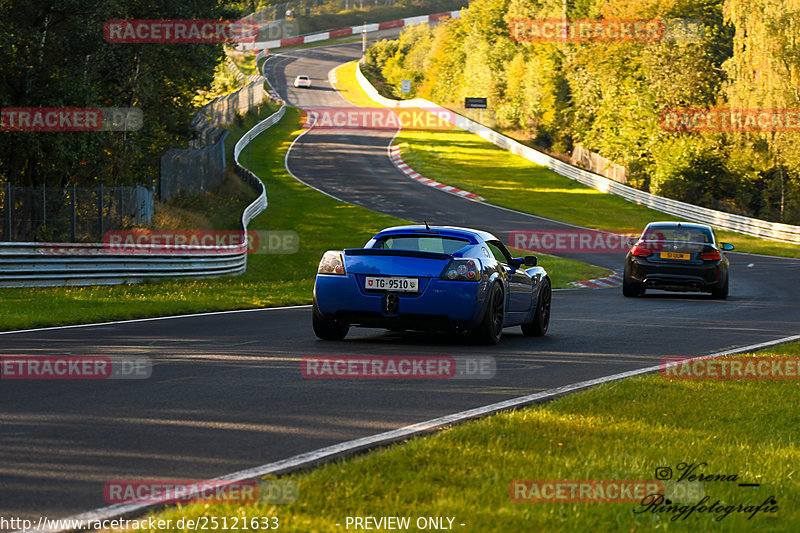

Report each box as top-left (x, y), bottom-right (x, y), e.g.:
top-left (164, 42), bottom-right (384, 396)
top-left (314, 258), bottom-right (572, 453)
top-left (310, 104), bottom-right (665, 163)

top-left (4, 182), bottom-right (11, 241)
top-left (41, 183), bottom-right (46, 227)
top-left (71, 184), bottom-right (77, 242)
top-left (119, 186), bottom-right (124, 228)
top-left (98, 183), bottom-right (104, 240)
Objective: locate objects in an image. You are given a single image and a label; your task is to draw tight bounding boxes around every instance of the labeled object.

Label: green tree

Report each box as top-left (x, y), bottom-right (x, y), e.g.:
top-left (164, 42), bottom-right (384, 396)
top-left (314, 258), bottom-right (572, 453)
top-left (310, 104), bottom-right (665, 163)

top-left (723, 0), bottom-right (800, 222)
top-left (0, 0), bottom-right (232, 189)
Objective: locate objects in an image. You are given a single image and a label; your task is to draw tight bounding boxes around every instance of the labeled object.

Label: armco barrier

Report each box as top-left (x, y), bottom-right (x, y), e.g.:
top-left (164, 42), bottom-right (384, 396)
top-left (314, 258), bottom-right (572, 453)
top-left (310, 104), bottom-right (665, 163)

top-left (0, 106), bottom-right (286, 288)
top-left (355, 63), bottom-right (800, 245)
top-left (241, 10), bottom-right (461, 51)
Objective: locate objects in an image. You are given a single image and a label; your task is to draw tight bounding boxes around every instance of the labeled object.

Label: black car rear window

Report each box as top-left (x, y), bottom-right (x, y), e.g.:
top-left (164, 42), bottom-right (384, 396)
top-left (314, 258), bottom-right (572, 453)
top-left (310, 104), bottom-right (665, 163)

top-left (643, 226), bottom-right (712, 243)
top-left (373, 235), bottom-right (469, 255)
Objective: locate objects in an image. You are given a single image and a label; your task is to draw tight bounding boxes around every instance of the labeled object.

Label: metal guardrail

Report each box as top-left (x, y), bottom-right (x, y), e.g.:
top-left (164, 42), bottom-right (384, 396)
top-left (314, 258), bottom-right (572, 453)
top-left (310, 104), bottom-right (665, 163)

top-left (355, 63), bottom-right (800, 245)
top-left (0, 105), bottom-right (286, 288)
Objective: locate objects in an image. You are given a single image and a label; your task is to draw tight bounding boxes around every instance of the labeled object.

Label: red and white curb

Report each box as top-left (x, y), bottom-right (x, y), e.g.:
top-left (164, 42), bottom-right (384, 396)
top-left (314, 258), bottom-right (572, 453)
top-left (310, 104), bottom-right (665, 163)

top-left (569, 272), bottom-right (622, 289)
top-left (389, 145), bottom-right (484, 201)
top-left (249, 10), bottom-right (461, 50)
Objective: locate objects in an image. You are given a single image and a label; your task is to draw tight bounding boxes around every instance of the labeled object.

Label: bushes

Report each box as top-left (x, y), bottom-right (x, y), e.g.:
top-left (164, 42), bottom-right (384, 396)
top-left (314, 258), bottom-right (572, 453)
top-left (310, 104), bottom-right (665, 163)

top-left (366, 24), bottom-right (434, 98)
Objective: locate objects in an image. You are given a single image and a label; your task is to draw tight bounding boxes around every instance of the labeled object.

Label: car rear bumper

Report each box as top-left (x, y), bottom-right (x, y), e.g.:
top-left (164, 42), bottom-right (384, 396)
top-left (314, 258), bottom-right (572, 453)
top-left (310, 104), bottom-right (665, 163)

top-left (628, 259), bottom-right (724, 292)
top-left (314, 274), bottom-right (487, 330)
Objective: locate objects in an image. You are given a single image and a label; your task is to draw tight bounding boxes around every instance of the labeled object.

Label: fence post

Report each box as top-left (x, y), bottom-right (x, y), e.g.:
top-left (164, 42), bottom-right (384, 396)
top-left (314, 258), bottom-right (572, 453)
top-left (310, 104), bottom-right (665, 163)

top-left (98, 183), bottom-right (104, 240)
top-left (4, 182), bottom-right (11, 241)
top-left (119, 186), bottom-right (124, 227)
top-left (71, 184), bottom-right (77, 242)
top-left (41, 183), bottom-right (46, 227)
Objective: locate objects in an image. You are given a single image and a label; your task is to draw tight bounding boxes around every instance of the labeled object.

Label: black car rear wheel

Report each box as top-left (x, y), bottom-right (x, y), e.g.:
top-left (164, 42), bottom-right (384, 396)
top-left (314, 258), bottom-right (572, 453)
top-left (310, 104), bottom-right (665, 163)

top-left (312, 301), bottom-right (349, 340)
top-left (522, 277), bottom-right (550, 336)
top-left (711, 276), bottom-right (729, 300)
top-left (473, 283), bottom-right (504, 345)
top-left (622, 272), bottom-right (645, 297)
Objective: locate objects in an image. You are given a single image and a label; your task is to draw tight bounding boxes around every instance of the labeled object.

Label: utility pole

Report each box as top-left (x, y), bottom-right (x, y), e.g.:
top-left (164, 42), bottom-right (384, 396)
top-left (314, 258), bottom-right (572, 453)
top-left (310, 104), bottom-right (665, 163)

top-left (362, 22), bottom-right (367, 57)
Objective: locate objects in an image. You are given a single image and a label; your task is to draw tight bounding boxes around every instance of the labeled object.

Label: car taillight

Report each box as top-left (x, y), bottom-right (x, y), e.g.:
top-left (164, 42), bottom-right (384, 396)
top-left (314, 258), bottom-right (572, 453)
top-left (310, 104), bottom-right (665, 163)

top-left (630, 245), bottom-right (652, 257)
top-left (700, 250), bottom-right (721, 261)
top-left (318, 251), bottom-right (346, 275)
top-left (441, 259), bottom-right (481, 281)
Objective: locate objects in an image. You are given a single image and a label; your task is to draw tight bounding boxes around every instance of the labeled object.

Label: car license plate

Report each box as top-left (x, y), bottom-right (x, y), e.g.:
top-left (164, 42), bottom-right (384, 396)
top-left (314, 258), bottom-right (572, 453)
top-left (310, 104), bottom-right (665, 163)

top-left (365, 277), bottom-right (419, 292)
top-left (660, 252), bottom-right (691, 260)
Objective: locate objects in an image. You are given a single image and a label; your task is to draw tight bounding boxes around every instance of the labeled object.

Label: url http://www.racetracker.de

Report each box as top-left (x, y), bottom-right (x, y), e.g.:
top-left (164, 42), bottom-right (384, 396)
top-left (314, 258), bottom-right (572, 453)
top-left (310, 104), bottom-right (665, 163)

top-left (2, 515), bottom-right (281, 531)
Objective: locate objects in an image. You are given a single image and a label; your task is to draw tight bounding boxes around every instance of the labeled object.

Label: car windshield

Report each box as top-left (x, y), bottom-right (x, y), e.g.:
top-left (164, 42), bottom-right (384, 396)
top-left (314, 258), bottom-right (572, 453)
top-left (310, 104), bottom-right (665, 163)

top-left (373, 235), bottom-right (469, 254)
top-left (642, 226), bottom-right (712, 244)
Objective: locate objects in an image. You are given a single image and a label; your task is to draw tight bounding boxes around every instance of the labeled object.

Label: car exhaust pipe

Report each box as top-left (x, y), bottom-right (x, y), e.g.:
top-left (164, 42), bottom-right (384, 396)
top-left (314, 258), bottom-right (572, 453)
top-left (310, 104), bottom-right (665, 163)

top-left (384, 293), bottom-right (399, 314)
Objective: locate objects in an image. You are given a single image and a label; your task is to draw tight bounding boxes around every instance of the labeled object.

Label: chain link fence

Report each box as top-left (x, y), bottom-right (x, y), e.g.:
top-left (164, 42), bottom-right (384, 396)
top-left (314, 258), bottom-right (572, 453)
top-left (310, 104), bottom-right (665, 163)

top-left (571, 145), bottom-right (628, 184)
top-left (0, 182), bottom-right (153, 242)
top-left (159, 80), bottom-right (267, 201)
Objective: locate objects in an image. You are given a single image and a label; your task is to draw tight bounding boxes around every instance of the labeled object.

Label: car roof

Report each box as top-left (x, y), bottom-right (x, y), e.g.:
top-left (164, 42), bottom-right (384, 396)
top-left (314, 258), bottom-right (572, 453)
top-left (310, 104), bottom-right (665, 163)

top-left (645, 221), bottom-right (713, 232)
top-left (297, 75), bottom-right (309, 78)
top-left (373, 225), bottom-right (498, 244)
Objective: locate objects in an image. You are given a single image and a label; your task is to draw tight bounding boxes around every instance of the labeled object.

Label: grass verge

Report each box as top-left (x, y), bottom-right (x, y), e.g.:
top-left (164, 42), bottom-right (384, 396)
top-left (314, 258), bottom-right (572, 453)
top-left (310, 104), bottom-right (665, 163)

top-left (124, 341), bottom-right (800, 532)
top-left (334, 61), bottom-right (800, 258)
top-left (0, 107), bottom-right (607, 331)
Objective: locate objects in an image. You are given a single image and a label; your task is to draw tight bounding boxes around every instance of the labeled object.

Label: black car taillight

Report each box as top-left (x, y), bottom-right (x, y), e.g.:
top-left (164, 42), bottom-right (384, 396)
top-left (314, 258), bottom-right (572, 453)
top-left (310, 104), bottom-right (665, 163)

top-left (700, 250), bottom-right (721, 261)
top-left (630, 244), bottom-right (652, 257)
top-left (441, 259), bottom-right (481, 281)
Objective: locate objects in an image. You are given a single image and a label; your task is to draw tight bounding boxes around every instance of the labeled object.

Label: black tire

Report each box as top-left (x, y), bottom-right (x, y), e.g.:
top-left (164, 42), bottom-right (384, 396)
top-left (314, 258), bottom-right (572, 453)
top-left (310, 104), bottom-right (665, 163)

top-left (312, 301), bottom-right (349, 340)
top-left (622, 272), bottom-right (644, 297)
top-left (473, 283), bottom-right (504, 345)
top-left (710, 276), bottom-right (729, 299)
top-left (522, 277), bottom-right (551, 336)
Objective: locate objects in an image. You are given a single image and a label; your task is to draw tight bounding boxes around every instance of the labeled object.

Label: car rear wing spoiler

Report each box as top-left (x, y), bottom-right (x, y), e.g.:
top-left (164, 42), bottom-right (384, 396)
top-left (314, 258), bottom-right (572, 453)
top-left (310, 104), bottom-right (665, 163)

top-left (344, 248), bottom-right (453, 261)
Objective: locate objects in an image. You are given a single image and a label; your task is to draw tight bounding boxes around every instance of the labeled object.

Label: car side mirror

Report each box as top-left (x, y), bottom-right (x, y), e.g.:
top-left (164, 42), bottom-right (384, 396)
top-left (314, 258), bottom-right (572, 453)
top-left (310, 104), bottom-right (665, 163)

top-left (721, 243), bottom-right (734, 251)
top-left (523, 255), bottom-right (537, 266)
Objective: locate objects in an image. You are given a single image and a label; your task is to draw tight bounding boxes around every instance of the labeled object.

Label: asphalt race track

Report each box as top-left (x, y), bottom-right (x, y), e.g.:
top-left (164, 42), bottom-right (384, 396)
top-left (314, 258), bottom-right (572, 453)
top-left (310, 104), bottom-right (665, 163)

top-left (2, 43), bottom-right (800, 524)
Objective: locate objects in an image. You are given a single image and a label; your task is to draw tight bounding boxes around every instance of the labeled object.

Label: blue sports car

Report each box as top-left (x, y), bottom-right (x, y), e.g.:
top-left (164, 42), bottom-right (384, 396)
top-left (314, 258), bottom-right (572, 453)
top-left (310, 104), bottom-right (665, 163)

top-left (312, 225), bottom-right (551, 344)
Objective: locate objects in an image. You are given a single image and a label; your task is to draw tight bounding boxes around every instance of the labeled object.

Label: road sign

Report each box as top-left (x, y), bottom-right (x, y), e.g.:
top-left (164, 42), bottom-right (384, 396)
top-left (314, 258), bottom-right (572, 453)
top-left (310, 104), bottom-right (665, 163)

top-left (465, 97), bottom-right (487, 109)
top-left (401, 79), bottom-right (411, 93)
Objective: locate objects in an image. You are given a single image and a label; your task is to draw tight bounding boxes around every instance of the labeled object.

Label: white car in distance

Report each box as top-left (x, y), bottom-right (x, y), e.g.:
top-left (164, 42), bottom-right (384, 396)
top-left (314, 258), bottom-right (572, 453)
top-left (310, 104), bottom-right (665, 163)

top-left (294, 75), bottom-right (311, 88)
